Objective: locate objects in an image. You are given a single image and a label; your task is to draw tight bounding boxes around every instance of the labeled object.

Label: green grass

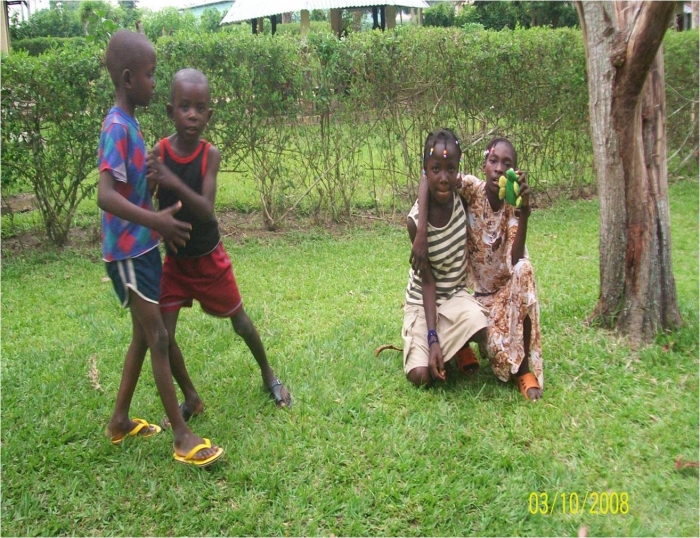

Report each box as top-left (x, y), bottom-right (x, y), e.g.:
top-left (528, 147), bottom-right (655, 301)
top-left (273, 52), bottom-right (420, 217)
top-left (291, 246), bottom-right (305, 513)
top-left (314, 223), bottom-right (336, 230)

top-left (1, 180), bottom-right (698, 536)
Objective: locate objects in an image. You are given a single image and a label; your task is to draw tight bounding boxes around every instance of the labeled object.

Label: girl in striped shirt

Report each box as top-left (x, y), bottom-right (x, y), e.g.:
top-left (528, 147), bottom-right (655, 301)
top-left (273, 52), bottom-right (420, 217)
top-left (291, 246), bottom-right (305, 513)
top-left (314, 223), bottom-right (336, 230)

top-left (402, 128), bottom-right (488, 387)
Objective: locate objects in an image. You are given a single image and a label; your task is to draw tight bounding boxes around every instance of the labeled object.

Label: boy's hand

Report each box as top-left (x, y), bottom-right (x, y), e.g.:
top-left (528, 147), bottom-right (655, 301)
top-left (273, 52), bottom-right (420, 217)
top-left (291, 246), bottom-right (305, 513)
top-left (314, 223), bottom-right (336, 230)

top-left (147, 148), bottom-right (180, 192)
top-left (516, 170), bottom-right (531, 211)
top-left (429, 344), bottom-right (446, 382)
top-left (154, 202), bottom-right (191, 253)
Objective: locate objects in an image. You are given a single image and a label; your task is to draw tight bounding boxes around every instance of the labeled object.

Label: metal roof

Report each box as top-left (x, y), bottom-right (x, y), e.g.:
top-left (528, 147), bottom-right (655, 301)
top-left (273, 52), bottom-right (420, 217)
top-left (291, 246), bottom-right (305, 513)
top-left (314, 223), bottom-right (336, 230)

top-left (221, 0), bottom-right (429, 24)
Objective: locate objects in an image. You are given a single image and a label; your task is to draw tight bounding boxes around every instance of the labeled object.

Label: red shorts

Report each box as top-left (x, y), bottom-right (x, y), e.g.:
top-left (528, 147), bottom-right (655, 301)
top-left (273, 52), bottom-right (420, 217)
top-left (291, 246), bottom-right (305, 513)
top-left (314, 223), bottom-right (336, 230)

top-left (160, 241), bottom-right (243, 317)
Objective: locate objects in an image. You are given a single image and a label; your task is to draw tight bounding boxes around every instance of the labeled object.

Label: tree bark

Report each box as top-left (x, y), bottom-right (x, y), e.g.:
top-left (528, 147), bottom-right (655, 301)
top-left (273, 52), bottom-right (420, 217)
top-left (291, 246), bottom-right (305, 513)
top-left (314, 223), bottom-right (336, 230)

top-left (576, 1), bottom-right (682, 344)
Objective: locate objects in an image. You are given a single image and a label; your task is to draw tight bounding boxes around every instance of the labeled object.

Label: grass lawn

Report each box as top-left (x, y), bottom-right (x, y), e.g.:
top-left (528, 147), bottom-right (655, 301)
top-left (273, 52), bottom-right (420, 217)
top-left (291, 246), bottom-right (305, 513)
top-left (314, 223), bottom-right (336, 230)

top-left (1, 180), bottom-right (698, 536)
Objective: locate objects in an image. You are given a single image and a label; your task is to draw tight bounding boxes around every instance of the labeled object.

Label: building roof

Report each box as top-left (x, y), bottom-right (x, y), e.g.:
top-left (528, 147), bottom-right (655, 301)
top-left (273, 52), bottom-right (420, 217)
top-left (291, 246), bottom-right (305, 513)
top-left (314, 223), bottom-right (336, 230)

top-left (221, 0), bottom-right (429, 24)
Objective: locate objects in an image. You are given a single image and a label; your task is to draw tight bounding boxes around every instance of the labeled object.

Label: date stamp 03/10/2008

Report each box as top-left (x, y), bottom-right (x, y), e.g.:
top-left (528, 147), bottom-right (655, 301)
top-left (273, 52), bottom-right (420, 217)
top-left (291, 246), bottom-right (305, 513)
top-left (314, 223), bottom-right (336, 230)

top-left (528, 491), bottom-right (629, 516)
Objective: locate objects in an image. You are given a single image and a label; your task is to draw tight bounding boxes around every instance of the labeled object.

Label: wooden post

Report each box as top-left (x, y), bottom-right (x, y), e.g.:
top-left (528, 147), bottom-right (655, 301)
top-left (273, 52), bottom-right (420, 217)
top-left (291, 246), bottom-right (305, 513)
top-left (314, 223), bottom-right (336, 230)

top-left (352, 9), bottom-right (363, 32)
top-left (330, 8), bottom-right (342, 37)
top-left (301, 9), bottom-right (310, 37)
top-left (386, 5), bottom-right (396, 29)
top-left (257, 17), bottom-right (264, 33)
top-left (1, 1), bottom-right (11, 54)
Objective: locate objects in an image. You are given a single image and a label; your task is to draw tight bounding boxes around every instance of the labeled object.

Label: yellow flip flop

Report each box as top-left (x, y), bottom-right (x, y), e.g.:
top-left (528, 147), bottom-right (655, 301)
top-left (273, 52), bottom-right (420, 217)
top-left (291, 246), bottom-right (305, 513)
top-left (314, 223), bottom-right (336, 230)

top-left (110, 418), bottom-right (162, 445)
top-left (173, 438), bottom-right (224, 467)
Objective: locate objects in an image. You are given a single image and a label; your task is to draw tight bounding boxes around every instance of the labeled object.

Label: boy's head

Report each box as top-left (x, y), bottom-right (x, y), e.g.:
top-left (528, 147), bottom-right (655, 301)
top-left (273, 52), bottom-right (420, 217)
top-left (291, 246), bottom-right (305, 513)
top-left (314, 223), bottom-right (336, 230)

top-left (167, 68), bottom-right (212, 143)
top-left (105, 30), bottom-right (156, 106)
top-left (423, 128), bottom-right (461, 205)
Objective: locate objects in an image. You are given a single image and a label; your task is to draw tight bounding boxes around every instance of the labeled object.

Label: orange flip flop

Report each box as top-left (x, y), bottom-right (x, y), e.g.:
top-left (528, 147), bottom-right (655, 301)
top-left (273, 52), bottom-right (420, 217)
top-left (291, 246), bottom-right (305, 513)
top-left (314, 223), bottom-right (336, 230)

top-left (455, 345), bottom-right (480, 375)
top-left (517, 372), bottom-right (541, 401)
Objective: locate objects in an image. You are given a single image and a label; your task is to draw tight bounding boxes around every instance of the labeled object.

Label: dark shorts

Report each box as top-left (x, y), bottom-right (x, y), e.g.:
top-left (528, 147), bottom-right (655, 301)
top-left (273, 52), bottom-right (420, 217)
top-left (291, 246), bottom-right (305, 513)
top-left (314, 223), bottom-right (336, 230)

top-left (160, 241), bottom-right (243, 318)
top-left (105, 246), bottom-right (162, 308)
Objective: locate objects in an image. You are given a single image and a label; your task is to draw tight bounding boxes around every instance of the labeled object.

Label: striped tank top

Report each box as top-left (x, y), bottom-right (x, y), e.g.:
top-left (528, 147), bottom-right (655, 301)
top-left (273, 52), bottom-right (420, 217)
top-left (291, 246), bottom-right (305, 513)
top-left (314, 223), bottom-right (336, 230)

top-left (405, 192), bottom-right (468, 306)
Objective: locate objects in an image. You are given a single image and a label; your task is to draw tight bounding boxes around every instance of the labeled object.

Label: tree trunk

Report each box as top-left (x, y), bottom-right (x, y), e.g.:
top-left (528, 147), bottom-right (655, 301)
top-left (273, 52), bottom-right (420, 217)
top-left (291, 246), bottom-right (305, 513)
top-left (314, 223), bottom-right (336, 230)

top-left (576, 1), bottom-right (682, 345)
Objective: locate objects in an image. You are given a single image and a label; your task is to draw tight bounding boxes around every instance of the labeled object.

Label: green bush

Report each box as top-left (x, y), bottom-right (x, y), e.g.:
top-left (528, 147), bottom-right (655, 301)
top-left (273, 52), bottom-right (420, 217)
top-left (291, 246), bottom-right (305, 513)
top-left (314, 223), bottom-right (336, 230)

top-left (1, 45), bottom-right (111, 245)
top-left (423, 2), bottom-right (455, 28)
top-left (663, 29), bottom-right (699, 176)
top-left (1, 26), bottom-right (697, 241)
top-left (12, 36), bottom-right (86, 56)
top-left (9, 6), bottom-right (83, 40)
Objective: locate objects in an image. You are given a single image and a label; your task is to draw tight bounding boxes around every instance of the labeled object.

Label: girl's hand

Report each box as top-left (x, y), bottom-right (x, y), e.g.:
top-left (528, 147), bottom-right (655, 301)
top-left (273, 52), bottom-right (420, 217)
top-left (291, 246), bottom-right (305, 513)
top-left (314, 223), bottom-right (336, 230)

top-left (516, 170), bottom-right (531, 211)
top-left (428, 344), bottom-right (446, 381)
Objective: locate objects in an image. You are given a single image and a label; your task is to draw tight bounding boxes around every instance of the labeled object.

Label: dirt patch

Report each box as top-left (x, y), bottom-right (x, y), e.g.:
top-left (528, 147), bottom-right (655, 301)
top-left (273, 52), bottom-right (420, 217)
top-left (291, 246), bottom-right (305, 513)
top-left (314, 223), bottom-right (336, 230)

top-left (1, 193), bottom-right (37, 216)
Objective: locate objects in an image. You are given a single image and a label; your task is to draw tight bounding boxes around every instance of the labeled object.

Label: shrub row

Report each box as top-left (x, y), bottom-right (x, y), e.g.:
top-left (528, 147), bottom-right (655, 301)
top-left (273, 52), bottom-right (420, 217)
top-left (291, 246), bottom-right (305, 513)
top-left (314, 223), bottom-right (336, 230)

top-left (12, 36), bottom-right (87, 56)
top-left (1, 27), bottom-right (697, 240)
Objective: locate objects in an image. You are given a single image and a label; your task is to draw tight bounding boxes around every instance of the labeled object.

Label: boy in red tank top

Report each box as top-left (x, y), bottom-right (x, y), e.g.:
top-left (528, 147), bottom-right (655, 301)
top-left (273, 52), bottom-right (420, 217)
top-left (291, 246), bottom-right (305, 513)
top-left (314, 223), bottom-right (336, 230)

top-left (147, 68), bottom-right (293, 423)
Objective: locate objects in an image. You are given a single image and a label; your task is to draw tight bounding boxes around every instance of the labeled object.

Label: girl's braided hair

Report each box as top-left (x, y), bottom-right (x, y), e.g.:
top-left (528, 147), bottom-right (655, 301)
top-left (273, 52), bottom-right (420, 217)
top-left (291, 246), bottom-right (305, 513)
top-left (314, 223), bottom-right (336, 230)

top-left (483, 137), bottom-right (517, 168)
top-left (422, 128), bottom-right (461, 168)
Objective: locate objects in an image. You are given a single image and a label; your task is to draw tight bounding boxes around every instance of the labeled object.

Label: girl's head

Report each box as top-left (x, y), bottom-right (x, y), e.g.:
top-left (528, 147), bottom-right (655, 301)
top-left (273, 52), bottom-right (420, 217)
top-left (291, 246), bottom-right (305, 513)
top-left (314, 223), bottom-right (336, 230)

top-left (483, 137), bottom-right (517, 169)
top-left (482, 137), bottom-right (517, 197)
top-left (423, 128), bottom-right (462, 170)
top-left (423, 128), bottom-right (462, 205)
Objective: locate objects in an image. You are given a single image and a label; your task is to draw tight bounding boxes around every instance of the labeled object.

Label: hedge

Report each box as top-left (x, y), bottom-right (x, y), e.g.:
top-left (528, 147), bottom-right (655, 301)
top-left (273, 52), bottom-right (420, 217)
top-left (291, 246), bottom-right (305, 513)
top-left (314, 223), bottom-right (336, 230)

top-left (1, 27), bottom-right (697, 239)
top-left (12, 36), bottom-right (87, 56)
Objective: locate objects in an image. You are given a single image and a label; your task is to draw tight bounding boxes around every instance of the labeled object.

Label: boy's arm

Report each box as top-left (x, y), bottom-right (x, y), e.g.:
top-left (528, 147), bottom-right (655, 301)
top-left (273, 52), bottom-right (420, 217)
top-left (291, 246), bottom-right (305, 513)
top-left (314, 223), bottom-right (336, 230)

top-left (409, 174), bottom-right (430, 276)
top-left (408, 217), bottom-right (445, 381)
top-left (147, 144), bottom-right (220, 221)
top-left (510, 170), bottom-right (531, 266)
top-left (97, 171), bottom-right (191, 252)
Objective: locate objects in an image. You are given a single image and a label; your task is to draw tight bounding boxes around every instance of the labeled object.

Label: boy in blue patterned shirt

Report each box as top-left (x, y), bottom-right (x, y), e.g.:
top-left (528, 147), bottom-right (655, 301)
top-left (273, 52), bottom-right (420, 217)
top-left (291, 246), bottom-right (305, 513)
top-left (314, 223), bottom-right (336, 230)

top-left (97, 30), bottom-right (223, 466)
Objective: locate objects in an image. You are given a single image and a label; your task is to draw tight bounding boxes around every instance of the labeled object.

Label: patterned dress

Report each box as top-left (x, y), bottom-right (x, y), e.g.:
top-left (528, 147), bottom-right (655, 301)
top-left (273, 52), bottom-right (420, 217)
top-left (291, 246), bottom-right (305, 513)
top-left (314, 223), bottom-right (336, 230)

top-left (458, 174), bottom-right (544, 388)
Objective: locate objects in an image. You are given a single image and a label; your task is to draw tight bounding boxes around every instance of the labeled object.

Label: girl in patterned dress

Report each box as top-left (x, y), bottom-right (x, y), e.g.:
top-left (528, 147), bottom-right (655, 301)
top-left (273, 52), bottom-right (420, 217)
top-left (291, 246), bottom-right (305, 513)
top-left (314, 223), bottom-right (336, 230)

top-left (411, 137), bottom-right (543, 400)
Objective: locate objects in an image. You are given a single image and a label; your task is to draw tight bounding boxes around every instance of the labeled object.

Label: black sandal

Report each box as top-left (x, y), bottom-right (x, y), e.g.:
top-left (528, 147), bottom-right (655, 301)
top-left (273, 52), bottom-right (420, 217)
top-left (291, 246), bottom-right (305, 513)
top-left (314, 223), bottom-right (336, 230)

top-left (161, 402), bottom-right (203, 428)
top-left (266, 379), bottom-right (293, 409)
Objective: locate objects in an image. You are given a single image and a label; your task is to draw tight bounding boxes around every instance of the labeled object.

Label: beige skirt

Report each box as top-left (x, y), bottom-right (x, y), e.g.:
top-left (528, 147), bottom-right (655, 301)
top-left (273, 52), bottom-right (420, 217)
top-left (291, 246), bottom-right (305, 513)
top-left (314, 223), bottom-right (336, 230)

top-left (402, 288), bottom-right (488, 374)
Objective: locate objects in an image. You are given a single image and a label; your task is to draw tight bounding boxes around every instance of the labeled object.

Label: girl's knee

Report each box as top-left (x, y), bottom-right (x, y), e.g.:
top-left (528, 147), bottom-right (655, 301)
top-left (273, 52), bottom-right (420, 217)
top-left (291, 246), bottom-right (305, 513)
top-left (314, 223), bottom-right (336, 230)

top-left (407, 367), bottom-right (430, 387)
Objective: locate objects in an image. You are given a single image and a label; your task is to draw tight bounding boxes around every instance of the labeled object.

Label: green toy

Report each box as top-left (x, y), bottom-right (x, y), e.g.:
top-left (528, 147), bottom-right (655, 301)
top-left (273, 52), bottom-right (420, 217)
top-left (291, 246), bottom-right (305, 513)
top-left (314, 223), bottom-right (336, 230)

top-left (498, 168), bottom-right (522, 208)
